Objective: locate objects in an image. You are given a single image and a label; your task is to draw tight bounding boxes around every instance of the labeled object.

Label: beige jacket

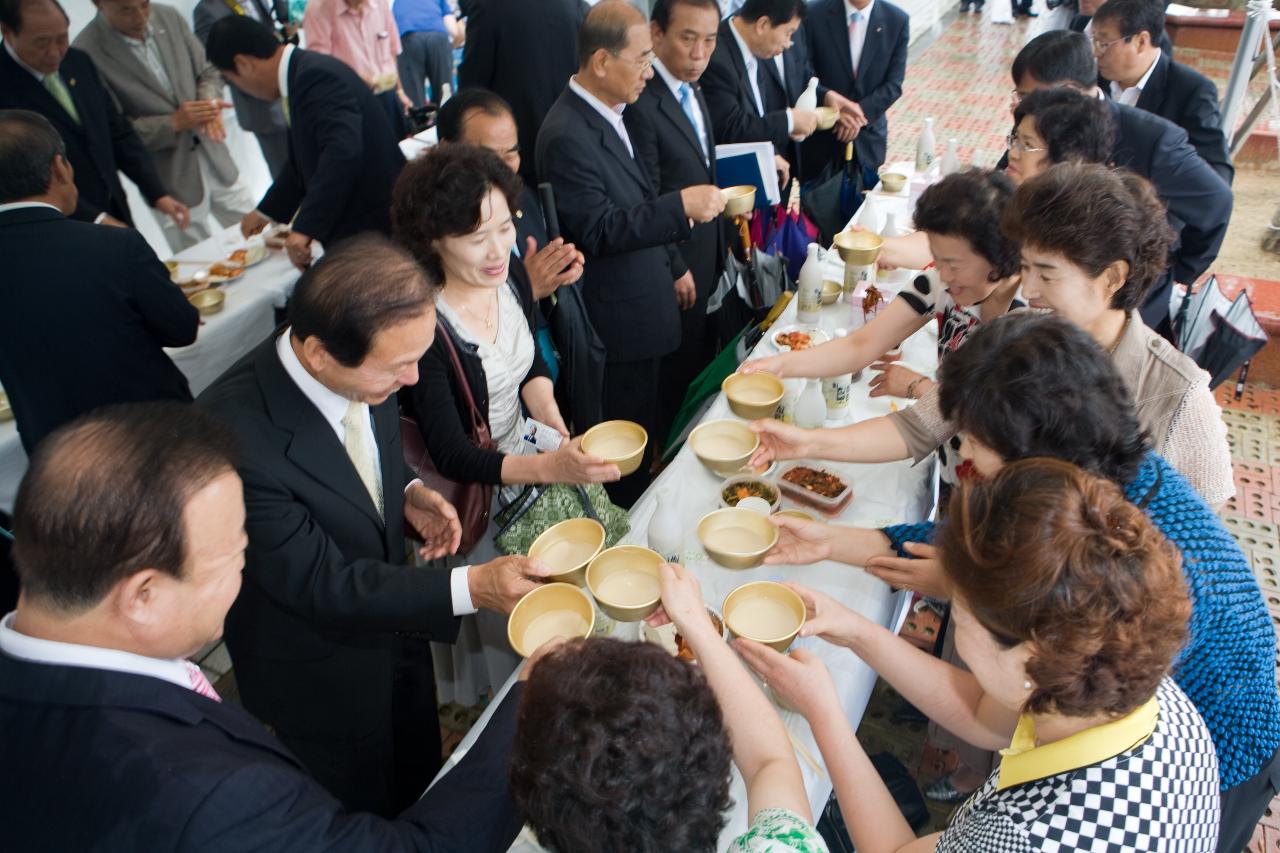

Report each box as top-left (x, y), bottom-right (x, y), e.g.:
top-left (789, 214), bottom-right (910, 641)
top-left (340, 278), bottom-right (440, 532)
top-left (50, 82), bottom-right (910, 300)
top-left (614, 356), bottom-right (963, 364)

top-left (74, 4), bottom-right (238, 208)
top-left (890, 311), bottom-right (1234, 507)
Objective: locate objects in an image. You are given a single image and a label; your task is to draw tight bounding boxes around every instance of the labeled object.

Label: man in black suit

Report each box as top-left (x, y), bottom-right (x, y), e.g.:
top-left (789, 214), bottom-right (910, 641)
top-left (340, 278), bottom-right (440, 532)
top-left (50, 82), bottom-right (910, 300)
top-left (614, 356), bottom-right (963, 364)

top-left (459, 0), bottom-right (587, 183)
top-left (205, 15), bottom-right (406, 271)
top-left (1072, 0), bottom-right (1173, 56)
top-left (537, 0), bottom-right (725, 505)
top-left (801, 0), bottom-right (909, 186)
top-left (199, 237), bottom-right (549, 815)
top-left (1009, 30), bottom-right (1232, 335)
top-left (0, 110), bottom-right (197, 455)
top-left (1092, 0), bottom-right (1232, 184)
top-left (0, 0), bottom-right (188, 229)
top-left (0, 402), bottom-right (526, 851)
top-left (626, 0), bottom-right (725, 436)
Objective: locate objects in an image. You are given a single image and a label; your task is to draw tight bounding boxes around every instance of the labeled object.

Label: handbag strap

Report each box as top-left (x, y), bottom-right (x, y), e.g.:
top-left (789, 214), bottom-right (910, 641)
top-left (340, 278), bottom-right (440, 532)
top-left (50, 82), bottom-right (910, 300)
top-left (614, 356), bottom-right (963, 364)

top-left (573, 485), bottom-right (601, 523)
top-left (494, 484), bottom-right (543, 538)
top-left (437, 320), bottom-right (494, 449)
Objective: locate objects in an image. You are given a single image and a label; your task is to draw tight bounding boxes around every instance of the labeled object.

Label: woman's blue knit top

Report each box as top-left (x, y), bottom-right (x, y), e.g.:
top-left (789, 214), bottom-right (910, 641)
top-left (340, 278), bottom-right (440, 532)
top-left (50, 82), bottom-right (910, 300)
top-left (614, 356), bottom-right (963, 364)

top-left (882, 452), bottom-right (1280, 790)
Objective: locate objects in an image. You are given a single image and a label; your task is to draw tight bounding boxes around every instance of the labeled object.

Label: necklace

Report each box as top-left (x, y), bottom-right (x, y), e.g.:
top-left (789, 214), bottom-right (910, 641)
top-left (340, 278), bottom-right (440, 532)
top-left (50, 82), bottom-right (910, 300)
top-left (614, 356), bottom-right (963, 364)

top-left (449, 290), bottom-right (497, 330)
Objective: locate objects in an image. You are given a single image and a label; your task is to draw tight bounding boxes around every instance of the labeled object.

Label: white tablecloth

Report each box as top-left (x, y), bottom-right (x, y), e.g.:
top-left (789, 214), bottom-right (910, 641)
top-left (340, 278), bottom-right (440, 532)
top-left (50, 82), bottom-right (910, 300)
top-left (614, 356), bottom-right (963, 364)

top-left (0, 226), bottom-right (300, 513)
top-left (427, 175), bottom-right (939, 850)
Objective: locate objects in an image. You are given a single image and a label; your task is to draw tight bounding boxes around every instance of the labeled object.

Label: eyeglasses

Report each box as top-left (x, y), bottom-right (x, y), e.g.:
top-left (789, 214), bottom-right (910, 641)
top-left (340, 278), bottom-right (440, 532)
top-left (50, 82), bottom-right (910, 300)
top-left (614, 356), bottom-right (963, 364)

top-left (1090, 34), bottom-right (1134, 54)
top-left (1010, 88), bottom-right (1031, 106)
top-left (610, 50), bottom-right (654, 71)
top-left (1006, 131), bottom-right (1047, 154)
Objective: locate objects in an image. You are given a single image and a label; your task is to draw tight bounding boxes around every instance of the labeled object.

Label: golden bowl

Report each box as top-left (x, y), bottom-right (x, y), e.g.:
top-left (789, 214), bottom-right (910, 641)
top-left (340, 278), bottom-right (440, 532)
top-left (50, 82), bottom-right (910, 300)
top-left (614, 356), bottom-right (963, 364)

top-left (188, 288), bottom-right (225, 316)
top-left (581, 420), bottom-right (648, 476)
top-left (721, 372), bottom-right (784, 420)
top-left (507, 582), bottom-right (596, 657)
top-left (697, 507), bottom-right (779, 569)
top-left (879, 171), bottom-right (908, 193)
top-left (585, 545), bottom-right (664, 622)
top-left (0, 391), bottom-right (11, 423)
top-left (723, 580), bottom-right (806, 652)
top-left (689, 419), bottom-right (759, 477)
top-left (776, 509), bottom-right (816, 523)
top-left (815, 106), bottom-right (839, 130)
top-left (527, 517), bottom-right (606, 587)
top-left (833, 230), bottom-right (884, 266)
top-left (821, 279), bottom-right (842, 305)
top-left (721, 184), bottom-right (757, 218)
top-left (164, 260), bottom-right (180, 279)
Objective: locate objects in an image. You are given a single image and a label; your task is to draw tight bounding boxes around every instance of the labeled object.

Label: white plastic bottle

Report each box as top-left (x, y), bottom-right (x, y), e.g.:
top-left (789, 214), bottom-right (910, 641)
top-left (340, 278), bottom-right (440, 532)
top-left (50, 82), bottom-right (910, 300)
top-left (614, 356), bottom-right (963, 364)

top-left (646, 487), bottom-right (684, 563)
top-left (822, 330), bottom-right (853, 418)
top-left (914, 117), bottom-right (936, 174)
top-left (775, 379), bottom-right (800, 424)
top-left (795, 77), bottom-right (819, 112)
top-left (794, 379), bottom-right (827, 429)
top-left (795, 243), bottom-right (824, 325)
top-left (880, 212), bottom-right (911, 284)
top-left (940, 138), bottom-right (961, 176)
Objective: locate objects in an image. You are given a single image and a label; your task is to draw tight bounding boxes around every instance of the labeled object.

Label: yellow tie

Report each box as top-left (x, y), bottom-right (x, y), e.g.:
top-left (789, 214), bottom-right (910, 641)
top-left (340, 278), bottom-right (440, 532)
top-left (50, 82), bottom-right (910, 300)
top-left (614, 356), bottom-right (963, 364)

top-left (281, 95), bottom-right (291, 126)
top-left (43, 73), bottom-right (80, 125)
top-left (341, 401), bottom-right (383, 517)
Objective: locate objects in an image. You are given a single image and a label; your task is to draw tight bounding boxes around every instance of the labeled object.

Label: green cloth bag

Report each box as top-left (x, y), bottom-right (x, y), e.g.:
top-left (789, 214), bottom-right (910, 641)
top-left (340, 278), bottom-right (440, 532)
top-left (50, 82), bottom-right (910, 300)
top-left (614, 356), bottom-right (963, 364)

top-left (493, 483), bottom-right (630, 556)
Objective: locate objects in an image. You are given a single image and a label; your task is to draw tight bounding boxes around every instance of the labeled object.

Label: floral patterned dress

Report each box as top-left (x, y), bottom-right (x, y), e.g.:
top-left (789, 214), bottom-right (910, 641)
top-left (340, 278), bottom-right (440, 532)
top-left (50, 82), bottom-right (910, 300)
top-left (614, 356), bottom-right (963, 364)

top-left (727, 808), bottom-right (830, 853)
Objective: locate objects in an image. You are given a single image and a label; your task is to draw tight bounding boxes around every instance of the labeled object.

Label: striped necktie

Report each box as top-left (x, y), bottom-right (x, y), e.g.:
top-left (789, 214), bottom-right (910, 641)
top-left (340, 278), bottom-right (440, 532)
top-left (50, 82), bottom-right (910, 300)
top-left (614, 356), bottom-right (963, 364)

top-left (184, 660), bottom-right (222, 702)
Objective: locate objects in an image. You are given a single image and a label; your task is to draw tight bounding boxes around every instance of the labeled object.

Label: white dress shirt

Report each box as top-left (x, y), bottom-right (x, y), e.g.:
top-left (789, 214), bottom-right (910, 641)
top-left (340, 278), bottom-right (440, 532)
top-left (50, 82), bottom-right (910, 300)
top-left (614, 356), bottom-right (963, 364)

top-left (275, 329), bottom-right (477, 615)
top-left (0, 612), bottom-right (198, 692)
top-left (652, 56), bottom-right (709, 162)
top-left (3, 39), bottom-right (43, 80)
top-left (847, 0), bottom-right (875, 76)
top-left (277, 41), bottom-right (296, 102)
top-left (1109, 54), bottom-right (1159, 107)
top-left (568, 75), bottom-right (635, 157)
top-left (727, 18), bottom-right (793, 132)
top-left (0, 201), bottom-right (60, 215)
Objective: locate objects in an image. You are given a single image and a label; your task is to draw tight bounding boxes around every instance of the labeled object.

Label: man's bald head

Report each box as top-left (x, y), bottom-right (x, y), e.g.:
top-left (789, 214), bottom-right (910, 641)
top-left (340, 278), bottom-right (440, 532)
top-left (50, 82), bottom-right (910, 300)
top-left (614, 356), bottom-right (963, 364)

top-left (577, 0), bottom-right (647, 69)
top-left (12, 403), bottom-right (238, 612)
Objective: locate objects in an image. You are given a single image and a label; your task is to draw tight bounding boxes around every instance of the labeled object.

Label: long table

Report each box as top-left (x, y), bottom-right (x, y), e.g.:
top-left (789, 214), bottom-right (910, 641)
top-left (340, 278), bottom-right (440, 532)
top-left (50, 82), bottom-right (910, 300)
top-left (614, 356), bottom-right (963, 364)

top-left (429, 173), bottom-right (939, 851)
top-left (0, 226), bottom-right (300, 513)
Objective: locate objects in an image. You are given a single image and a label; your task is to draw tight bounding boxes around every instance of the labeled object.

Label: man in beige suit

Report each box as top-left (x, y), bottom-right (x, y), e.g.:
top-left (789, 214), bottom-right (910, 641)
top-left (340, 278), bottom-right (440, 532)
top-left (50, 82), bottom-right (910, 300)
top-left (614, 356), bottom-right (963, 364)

top-left (75, 0), bottom-right (255, 250)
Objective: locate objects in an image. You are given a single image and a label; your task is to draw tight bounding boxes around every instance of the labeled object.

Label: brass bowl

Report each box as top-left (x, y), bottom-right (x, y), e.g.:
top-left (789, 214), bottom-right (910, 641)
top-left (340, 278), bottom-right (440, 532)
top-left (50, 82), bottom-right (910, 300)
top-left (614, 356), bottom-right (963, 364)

top-left (721, 372), bottom-right (784, 420)
top-left (507, 582), bottom-right (596, 657)
top-left (585, 545), bottom-right (664, 622)
top-left (723, 580), bottom-right (806, 652)
top-left (581, 420), bottom-right (648, 476)
top-left (815, 106), bottom-right (839, 130)
top-left (697, 507), bottom-right (779, 569)
top-left (689, 419), bottom-right (759, 477)
top-left (188, 288), bottom-right (225, 316)
top-left (776, 509), bottom-right (816, 523)
top-left (879, 171), bottom-right (908, 193)
top-left (833, 230), bottom-right (884, 266)
top-left (527, 517), bottom-right (606, 587)
top-left (721, 184), bottom-right (757, 218)
top-left (821, 280), bottom-right (842, 305)
top-left (0, 391), bottom-right (11, 423)
top-left (164, 260), bottom-right (180, 279)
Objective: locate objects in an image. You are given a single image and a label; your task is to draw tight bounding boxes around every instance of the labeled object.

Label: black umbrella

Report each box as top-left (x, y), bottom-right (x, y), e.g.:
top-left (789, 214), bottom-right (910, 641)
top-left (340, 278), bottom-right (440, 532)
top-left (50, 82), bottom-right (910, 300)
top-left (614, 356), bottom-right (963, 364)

top-left (1175, 275), bottom-right (1269, 389)
top-left (801, 142), bottom-right (863, 247)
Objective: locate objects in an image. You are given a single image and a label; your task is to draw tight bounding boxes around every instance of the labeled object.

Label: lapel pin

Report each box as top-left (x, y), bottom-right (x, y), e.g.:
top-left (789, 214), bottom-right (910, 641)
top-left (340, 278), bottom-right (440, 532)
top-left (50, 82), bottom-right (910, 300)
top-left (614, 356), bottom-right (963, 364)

top-left (69, 77), bottom-right (77, 86)
top-left (516, 210), bottom-right (524, 219)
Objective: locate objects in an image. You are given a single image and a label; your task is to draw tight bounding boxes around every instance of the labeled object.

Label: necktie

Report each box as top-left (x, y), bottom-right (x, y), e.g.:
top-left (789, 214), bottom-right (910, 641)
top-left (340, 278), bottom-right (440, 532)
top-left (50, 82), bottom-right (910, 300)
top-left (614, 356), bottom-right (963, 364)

top-left (849, 11), bottom-right (863, 78)
top-left (43, 74), bottom-right (80, 125)
top-left (184, 661), bottom-right (222, 702)
top-left (678, 83), bottom-right (706, 161)
top-left (746, 56), bottom-right (764, 116)
top-left (342, 400), bottom-right (383, 517)
top-left (281, 95), bottom-right (291, 126)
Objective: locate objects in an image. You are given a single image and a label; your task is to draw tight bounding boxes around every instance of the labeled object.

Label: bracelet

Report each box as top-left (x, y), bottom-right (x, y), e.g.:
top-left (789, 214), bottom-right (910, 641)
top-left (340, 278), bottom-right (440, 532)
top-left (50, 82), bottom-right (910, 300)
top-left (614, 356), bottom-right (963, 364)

top-left (906, 377), bottom-right (927, 399)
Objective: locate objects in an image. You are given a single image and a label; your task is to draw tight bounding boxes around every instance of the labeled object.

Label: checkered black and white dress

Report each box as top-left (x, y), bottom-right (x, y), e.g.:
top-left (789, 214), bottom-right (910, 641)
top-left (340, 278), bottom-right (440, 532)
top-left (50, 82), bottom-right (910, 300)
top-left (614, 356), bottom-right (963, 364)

top-left (937, 679), bottom-right (1220, 852)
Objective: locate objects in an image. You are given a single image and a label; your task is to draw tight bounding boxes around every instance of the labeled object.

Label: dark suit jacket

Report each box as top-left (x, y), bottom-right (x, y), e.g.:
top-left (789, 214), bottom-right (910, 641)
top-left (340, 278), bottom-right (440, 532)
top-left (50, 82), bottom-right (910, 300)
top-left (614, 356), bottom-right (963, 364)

top-left (1107, 100), bottom-right (1232, 289)
top-left (0, 652), bottom-right (524, 851)
top-left (1131, 52), bottom-right (1233, 185)
top-left (0, 46), bottom-right (168, 224)
top-left (458, 0), bottom-right (586, 181)
top-left (626, 73), bottom-right (723, 302)
top-left (702, 18), bottom-right (807, 156)
top-left (801, 0), bottom-right (910, 173)
top-left (0, 206), bottom-right (196, 454)
top-left (536, 87), bottom-right (689, 365)
top-left (197, 333), bottom-right (459, 741)
top-left (1072, 13), bottom-right (1174, 56)
top-left (259, 48), bottom-right (406, 245)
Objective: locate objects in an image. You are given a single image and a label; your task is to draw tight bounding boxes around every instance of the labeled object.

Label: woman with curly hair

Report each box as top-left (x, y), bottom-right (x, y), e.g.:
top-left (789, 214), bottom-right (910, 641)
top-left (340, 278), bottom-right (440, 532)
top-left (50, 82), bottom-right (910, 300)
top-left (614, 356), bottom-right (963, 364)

top-left (510, 562), bottom-right (827, 853)
top-left (743, 458), bottom-right (1221, 851)
top-left (763, 313), bottom-right (1279, 851)
top-left (748, 162), bottom-right (1232, 509)
top-left (391, 144), bottom-right (619, 704)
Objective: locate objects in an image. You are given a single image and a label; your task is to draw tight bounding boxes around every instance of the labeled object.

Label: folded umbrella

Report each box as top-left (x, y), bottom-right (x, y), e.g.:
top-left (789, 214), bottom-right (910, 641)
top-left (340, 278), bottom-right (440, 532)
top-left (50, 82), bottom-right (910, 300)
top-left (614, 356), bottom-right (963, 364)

top-left (1173, 275), bottom-right (1269, 389)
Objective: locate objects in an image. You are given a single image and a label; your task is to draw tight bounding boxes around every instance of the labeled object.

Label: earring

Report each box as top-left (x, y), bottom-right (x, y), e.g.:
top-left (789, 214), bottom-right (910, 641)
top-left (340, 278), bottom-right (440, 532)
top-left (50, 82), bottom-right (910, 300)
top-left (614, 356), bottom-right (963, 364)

top-left (1023, 680), bottom-right (1032, 690)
